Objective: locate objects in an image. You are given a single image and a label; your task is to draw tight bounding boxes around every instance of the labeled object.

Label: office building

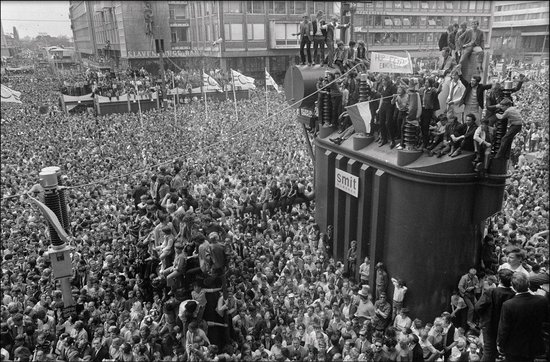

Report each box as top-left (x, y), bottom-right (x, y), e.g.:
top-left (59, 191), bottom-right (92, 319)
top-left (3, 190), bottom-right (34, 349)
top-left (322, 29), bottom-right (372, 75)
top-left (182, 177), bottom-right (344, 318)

top-left (491, 1), bottom-right (549, 64)
top-left (349, 0), bottom-right (493, 63)
top-left (69, 1), bottom-right (345, 80)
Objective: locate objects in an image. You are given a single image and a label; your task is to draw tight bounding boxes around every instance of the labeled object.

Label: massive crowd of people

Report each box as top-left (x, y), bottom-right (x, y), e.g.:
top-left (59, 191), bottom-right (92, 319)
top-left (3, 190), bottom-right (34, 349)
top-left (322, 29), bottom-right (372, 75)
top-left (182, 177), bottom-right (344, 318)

top-left (1, 43), bottom-right (548, 362)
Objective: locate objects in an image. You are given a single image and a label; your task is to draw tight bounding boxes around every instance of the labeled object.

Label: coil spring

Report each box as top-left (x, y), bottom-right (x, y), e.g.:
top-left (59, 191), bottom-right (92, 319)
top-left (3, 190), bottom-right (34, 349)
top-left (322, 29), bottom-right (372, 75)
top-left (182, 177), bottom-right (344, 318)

top-left (44, 189), bottom-right (64, 246)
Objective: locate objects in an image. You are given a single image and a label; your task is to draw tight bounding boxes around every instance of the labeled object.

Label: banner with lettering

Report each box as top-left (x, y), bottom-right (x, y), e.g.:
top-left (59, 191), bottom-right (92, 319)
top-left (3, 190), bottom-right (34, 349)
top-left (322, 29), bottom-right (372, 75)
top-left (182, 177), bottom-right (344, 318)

top-left (369, 52), bottom-right (413, 74)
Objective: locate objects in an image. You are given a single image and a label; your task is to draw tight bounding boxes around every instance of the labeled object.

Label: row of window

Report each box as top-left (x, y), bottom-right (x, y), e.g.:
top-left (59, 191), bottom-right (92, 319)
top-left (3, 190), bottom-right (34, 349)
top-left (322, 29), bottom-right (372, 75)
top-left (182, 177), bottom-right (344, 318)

top-left (186, 1), bottom-right (333, 17)
top-left (494, 13), bottom-right (549, 22)
top-left (355, 0), bottom-right (491, 12)
top-left (494, 1), bottom-right (548, 12)
top-left (354, 15), bottom-right (490, 29)
top-left (355, 32), bottom-right (449, 46)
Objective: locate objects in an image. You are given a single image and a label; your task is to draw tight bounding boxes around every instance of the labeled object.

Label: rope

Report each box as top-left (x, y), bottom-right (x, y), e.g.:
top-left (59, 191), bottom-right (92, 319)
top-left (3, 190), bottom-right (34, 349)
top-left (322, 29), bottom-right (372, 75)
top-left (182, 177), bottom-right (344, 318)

top-left (2, 63), bottom-right (362, 201)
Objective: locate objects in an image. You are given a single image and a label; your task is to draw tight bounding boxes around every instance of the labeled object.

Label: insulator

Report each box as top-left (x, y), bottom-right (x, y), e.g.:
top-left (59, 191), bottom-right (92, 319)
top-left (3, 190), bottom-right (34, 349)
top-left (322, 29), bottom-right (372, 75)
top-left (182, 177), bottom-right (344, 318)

top-left (42, 166), bottom-right (70, 233)
top-left (40, 167), bottom-right (64, 247)
top-left (403, 122), bottom-right (418, 150)
top-left (359, 74), bottom-right (369, 103)
top-left (322, 92), bottom-right (332, 125)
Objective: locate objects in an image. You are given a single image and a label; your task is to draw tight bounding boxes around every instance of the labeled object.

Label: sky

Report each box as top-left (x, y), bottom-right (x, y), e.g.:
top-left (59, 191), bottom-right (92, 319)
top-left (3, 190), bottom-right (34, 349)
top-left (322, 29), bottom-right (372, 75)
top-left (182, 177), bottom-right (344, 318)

top-left (1, 1), bottom-right (72, 38)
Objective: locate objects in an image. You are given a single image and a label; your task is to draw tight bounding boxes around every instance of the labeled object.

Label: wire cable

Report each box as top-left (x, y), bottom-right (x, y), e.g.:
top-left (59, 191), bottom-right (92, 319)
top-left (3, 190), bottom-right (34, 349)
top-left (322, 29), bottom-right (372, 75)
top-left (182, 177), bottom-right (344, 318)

top-left (2, 63), bottom-right (362, 200)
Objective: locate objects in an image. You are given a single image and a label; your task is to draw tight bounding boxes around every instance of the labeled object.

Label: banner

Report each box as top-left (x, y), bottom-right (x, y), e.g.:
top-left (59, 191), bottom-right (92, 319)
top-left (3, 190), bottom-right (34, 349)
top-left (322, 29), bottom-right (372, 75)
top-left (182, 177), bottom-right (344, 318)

top-left (370, 52), bottom-right (413, 74)
top-left (1, 84), bottom-right (22, 104)
top-left (265, 69), bottom-right (281, 93)
top-left (231, 69), bottom-right (256, 90)
top-left (202, 73), bottom-right (222, 91)
top-left (346, 101), bottom-right (372, 134)
top-left (28, 195), bottom-right (69, 244)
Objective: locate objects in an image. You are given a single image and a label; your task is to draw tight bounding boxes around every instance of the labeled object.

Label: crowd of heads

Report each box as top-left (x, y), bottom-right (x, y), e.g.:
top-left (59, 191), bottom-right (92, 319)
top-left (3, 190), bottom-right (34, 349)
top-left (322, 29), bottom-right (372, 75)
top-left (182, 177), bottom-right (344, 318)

top-left (1, 56), bottom-right (548, 362)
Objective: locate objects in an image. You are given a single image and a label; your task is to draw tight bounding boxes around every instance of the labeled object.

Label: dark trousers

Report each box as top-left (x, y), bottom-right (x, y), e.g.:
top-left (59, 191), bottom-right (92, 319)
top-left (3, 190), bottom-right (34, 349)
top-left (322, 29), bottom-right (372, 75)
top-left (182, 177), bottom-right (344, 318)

top-left (300, 37), bottom-right (312, 64)
top-left (420, 108), bottom-right (435, 148)
top-left (392, 109), bottom-right (406, 142)
top-left (331, 95), bottom-right (342, 126)
top-left (378, 103), bottom-right (394, 142)
top-left (313, 35), bottom-right (326, 64)
top-left (495, 124), bottom-right (522, 159)
top-left (326, 39), bottom-right (334, 65)
top-left (481, 328), bottom-right (497, 362)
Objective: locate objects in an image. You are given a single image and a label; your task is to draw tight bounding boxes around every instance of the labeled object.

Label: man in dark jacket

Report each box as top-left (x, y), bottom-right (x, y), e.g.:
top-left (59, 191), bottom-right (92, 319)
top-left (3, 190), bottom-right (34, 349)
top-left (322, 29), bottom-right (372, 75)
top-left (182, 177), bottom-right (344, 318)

top-left (497, 272), bottom-right (549, 362)
top-left (458, 71), bottom-right (492, 125)
top-left (475, 269), bottom-right (515, 362)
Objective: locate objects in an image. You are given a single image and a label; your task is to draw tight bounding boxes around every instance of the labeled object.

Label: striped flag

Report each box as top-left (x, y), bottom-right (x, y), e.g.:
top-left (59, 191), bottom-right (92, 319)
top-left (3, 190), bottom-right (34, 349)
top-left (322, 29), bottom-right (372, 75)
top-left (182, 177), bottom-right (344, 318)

top-left (345, 101), bottom-right (372, 134)
top-left (202, 73), bottom-right (222, 91)
top-left (28, 194), bottom-right (69, 244)
top-left (265, 69), bottom-right (281, 93)
top-left (231, 69), bottom-right (256, 90)
top-left (1, 84), bottom-right (22, 104)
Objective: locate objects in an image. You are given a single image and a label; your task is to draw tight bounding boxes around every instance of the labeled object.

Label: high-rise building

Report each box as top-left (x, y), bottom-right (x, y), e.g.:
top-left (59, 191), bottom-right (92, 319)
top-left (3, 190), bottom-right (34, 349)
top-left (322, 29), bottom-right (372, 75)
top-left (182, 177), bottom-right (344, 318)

top-left (69, 1), bottom-right (345, 81)
top-left (491, 1), bottom-right (549, 64)
top-left (349, 1), bottom-right (493, 62)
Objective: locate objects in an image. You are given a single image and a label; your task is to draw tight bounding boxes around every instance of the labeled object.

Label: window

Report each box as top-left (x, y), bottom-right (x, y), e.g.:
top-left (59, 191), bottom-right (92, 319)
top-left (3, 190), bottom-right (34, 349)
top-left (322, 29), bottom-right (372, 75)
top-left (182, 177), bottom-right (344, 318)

top-left (247, 1), bottom-right (265, 13)
top-left (421, 1), bottom-right (429, 9)
top-left (314, 2), bottom-right (326, 14)
top-left (205, 24), bottom-right (211, 41)
top-left (272, 1), bottom-right (286, 14)
top-left (224, 23), bottom-right (243, 40)
top-left (461, 1), bottom-right (468, 10)
top-left (247, 23), bottom-right (265, 40)
top-left (428, 17), bottom-right (436, 26)
top-left (294, 1), bottom-right (306, 14)
top-left (169, 5), bottom-right (187, 20)
top-left (374, 15), bottom-right (383, 27)
top-left (469, 1), bottom-right (476, 10)
top-left (436, 17), bottom-right (443, 27)
top-left (224, 2), bottom-right (242, 13)
top-left (483, 1), bottom-right (491, 11)
top-left (445, 1), bottom-right (453, 9)
top-left (170, 27), bottom-right (188, 43)
top-left (429, 1), bottom-right (436, 10)
top-left (384, 17), bottom-right (393, 26)
top-left (437, 1), bottom-right (444, 9)
top-left (426, 33), bottom-right (433, 43)
top-left (375, 1), bottom-right (384, 9)
top-left (393, 17), bottom-right (402, 26)
top-left (481, 16), bottom-right (489, 29)
top-left (394, 1), bottom-right (402, 9)
top-left (403, 1), bottom-right (412, 9)
top-left (420, 16), bottom-right (427, 26)
top-left (402, 17), bottom-right (411, 26)
top-left (354, 16), bottom-right (365, 27)
top-left (274, 23), bottom-right (299, 47)
top-left (212, 1), bottom-right (218, 14)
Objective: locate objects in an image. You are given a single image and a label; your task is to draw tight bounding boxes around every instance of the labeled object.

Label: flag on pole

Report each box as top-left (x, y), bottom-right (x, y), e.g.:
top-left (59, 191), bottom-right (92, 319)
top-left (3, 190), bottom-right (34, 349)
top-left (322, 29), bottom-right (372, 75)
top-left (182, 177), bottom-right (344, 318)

top-left (265, 69), bottom-right (281, 93)
top-left (28, 195), bottom-right (70, 244)
top-left (1, 84), bottom-right (22, 104)
top-left (202, 73), bottom-right (222, 91)
top-left (230, 69), bottom-right (256, 90)
top-left (345, 101), bottom-right (372, 134)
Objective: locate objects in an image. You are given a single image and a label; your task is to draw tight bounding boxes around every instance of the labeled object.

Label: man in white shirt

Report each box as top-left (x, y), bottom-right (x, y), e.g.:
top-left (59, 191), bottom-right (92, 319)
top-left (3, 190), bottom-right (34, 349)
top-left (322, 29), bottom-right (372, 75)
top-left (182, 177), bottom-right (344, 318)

top-left (498, 249), bottom-right (530, 277)
top-left (446, 71), bottom-right (466, 122)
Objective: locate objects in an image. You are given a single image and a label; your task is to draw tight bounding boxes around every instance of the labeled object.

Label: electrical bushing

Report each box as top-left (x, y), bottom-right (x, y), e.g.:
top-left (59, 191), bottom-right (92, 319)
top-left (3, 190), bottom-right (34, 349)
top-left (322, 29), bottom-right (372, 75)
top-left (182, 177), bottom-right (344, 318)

top-left (322, 91), bottom-right (332, 125)
top-left (39, 168), bottom-right (64, 247)
top-left (403, 122), bottom-right (418, 150)
top-left (42, 166), bottom-right (70, 233)
top-left (359, 73), bottom-right (369, 103)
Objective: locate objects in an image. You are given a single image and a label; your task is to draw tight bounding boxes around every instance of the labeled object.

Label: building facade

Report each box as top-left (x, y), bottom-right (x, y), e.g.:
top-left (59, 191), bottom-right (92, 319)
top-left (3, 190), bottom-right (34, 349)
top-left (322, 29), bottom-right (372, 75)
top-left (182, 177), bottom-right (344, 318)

top-left (350, 0), bottom-right (494, 64)
top-left (490, 1), bottom-right (549, 64)
top-left (69, 1), bottom-right (345, 81)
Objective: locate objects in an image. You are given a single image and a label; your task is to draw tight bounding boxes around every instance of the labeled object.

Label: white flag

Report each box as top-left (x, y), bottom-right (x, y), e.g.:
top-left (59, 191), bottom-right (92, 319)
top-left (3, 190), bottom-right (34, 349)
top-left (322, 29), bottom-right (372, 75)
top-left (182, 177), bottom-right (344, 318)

top-left (202, 73), bottom-right (222, 91)
top-left (1, 84), bottom-right (22, 104)
top-left (231, 69), bottom-right (256, 90)
top-left (265, 70), bottom-right (281, 93)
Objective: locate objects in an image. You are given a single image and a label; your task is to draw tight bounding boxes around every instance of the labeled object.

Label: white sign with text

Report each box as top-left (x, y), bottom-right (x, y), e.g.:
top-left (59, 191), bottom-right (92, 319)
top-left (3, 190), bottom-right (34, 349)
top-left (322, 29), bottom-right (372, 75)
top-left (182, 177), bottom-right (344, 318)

top-left (335, 168), bottom-right (359, 197)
